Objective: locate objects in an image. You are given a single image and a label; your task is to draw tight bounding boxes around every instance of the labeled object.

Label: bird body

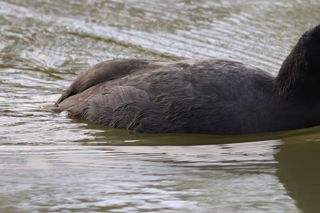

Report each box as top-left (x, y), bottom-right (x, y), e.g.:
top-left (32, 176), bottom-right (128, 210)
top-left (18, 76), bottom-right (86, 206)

top-left (55, 25), bottom-right (320, 135)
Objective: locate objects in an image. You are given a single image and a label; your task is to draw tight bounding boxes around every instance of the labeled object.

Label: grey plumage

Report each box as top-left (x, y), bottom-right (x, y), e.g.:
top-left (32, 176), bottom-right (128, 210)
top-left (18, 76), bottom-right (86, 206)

top-left (55, 25), bottom-right (320, 135)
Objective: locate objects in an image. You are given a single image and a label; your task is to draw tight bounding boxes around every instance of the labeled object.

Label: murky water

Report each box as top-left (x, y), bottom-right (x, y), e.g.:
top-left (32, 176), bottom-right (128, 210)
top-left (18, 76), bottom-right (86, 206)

top-left (1, 0), bottom-right (320, 212)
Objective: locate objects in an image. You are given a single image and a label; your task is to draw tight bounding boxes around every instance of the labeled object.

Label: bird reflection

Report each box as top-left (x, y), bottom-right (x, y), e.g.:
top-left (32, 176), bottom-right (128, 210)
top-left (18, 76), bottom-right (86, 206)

top-left (275, 138), bottom-right (320, 213)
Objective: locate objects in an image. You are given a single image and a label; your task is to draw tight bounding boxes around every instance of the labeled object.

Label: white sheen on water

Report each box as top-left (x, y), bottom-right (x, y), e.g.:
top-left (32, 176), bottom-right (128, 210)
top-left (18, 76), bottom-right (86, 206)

top-left (1, 0), bottom-right (320, 212)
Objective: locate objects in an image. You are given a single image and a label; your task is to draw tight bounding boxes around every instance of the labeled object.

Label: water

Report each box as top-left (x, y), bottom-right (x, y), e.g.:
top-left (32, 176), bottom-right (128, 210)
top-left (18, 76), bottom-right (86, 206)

top-left (1, 0), bottom-right (320, 212)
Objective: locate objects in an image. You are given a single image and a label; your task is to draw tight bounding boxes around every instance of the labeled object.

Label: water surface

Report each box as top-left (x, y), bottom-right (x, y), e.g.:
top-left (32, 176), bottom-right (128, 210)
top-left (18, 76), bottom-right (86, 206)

top-left (1, 0), bottom-right (320, 212)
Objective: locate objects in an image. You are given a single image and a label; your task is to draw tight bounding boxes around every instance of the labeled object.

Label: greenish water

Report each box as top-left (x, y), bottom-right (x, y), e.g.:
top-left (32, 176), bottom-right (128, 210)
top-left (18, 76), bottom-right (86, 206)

top-left (1, 0), bottom-right (320, 212)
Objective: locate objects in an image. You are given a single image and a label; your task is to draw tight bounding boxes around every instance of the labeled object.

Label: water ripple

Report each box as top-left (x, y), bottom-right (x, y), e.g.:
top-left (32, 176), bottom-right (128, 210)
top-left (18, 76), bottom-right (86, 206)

top-left (1, 0), bottom-right (320, 212)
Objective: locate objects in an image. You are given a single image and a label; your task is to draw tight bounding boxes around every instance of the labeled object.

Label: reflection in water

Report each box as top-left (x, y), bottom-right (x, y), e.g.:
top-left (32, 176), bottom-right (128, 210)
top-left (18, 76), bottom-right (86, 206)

top-left (88, 125), bottom-right (320, 146)
top-left (1, 0), bottom-right (320, 212)
top-left (276, 139), bottom-right (320, 213)
top-left (0, 141), bottom-right (297, 212)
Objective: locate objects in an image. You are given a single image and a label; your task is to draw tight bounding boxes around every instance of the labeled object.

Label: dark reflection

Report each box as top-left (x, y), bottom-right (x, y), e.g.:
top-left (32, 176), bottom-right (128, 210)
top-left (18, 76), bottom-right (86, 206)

top-left (276, 137), bottom-right (320, 213)
top-left (83, 122), bottom-right (320, 146)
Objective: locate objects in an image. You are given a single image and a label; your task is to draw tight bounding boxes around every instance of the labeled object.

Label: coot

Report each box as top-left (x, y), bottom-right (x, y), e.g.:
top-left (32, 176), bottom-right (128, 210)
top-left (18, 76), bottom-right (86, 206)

top-left (54, 24), bottom-right (320, 135)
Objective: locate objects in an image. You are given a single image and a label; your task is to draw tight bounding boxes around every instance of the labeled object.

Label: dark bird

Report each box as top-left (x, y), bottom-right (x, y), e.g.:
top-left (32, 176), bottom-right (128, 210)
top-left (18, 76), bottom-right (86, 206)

top-left (54, 25), bottom-right (320, 135)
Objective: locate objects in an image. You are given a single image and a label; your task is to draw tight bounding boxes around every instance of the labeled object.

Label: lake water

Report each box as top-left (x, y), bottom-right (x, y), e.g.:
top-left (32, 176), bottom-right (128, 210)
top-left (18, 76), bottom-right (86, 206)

top-left (1, 0), bottom-right (320, 212)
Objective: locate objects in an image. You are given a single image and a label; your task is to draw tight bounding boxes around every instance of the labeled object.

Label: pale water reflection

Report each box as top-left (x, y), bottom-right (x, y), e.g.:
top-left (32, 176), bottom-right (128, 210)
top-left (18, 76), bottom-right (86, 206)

top-left (1, 0), bottom-right (320, 212)
top-left (0, 141), bottom-right (296, 212)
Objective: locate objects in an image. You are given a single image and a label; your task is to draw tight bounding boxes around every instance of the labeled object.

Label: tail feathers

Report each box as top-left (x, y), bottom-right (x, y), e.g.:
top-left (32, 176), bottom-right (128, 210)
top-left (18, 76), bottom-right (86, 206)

top-left (57, 85), bottom-right (173, 132)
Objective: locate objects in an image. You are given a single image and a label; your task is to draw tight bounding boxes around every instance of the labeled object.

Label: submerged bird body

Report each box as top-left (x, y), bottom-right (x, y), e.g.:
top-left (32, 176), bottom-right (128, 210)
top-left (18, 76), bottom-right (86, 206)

top-left (55, 25), bottom-right (320, 135)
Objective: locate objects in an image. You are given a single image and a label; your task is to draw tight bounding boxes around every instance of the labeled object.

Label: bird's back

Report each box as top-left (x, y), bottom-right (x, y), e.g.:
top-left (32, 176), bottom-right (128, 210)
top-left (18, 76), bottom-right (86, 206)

top-left (56, 59), bottom-right (275, 134)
